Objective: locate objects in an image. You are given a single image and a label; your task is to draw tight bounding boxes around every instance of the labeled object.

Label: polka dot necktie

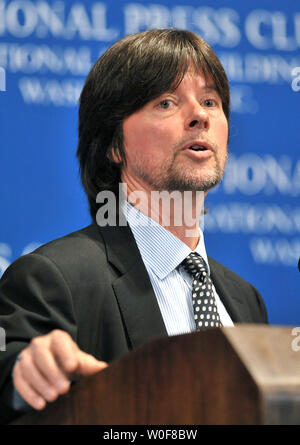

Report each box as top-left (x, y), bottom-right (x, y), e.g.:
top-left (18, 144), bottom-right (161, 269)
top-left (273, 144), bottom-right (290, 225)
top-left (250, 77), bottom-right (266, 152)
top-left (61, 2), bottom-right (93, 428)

top-left (182, 252), bottom-right (222, 330)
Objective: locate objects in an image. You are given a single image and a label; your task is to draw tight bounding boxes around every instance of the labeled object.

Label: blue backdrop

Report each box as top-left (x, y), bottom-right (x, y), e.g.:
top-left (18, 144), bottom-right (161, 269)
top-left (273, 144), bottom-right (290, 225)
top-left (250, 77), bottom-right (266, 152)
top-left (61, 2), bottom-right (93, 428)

top-left (0, 0), bottom-right (299, 325)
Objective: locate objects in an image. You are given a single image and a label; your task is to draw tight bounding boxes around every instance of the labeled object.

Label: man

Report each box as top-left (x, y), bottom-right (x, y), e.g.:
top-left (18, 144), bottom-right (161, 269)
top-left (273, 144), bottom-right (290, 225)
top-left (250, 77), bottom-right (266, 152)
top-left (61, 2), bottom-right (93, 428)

top-left (0, 29), bottom-right (268, 424)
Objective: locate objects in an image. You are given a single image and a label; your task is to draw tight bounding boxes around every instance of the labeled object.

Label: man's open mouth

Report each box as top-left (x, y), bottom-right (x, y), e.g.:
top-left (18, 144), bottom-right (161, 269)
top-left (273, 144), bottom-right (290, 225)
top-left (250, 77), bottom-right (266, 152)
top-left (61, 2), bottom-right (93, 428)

top-left (188, 145), bottom-right (208, 151)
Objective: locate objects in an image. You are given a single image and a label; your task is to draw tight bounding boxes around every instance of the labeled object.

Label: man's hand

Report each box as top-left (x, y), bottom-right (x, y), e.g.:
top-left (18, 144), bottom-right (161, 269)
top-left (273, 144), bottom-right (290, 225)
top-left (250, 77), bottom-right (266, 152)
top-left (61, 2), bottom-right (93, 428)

top-left (12, 330), bottom-right (108, 410)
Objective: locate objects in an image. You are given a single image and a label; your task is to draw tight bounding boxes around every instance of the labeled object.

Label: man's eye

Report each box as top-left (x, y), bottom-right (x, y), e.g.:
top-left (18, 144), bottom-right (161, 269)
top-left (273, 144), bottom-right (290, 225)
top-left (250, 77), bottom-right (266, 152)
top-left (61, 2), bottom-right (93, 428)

top-left (159, 100), bottom-right (172, 109)
top-left (203, 99), bottom-right (216, 107)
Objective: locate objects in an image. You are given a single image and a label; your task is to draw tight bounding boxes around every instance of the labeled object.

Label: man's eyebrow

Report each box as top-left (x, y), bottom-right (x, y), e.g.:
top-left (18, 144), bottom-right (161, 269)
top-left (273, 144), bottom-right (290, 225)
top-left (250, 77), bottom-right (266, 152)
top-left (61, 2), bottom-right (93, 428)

top-left (203, 84), bottom-right (219, 93)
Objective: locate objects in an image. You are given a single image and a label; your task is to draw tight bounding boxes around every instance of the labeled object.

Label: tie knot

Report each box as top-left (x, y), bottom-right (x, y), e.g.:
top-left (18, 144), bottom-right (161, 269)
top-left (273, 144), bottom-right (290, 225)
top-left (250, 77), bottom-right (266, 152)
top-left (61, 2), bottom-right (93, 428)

top-left (181, 252), bottom-right (208, 280)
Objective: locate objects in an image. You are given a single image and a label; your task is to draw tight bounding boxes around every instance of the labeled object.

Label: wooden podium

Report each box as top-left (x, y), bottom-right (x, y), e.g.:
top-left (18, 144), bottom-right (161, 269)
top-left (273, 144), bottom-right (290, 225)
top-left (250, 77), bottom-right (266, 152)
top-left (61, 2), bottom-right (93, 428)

top-left (12, 325), bottom-right (300, 425)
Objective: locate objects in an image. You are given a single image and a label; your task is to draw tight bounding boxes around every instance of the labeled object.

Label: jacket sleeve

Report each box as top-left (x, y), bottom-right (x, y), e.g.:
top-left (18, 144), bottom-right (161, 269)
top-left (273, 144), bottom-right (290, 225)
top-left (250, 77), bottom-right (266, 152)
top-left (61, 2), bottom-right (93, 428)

top-left (0, 253), bottom-right (77, 424)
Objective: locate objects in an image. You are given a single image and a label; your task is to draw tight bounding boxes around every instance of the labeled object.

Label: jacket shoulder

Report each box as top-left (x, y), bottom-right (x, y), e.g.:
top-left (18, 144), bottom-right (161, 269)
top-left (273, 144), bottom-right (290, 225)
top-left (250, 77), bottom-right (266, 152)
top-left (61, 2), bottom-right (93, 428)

top-left (32, 224), bottom-right (106, 269)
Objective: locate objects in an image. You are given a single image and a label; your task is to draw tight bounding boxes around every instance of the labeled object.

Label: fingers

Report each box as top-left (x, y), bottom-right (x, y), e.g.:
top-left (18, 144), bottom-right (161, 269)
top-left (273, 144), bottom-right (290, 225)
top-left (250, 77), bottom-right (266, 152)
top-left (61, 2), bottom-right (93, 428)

top-left (47, 330), bottom-right (80, 378)
top-left (12, 330), bottom-right (108, 411)
top-left (76, 350), bottom-right (108, 377)
top-left (30, 339), bottom-right (71, 395)
top-left (13, 359), bottom-right (46, 410)
top-left (49, 330), bottom-right (108, 378)
top-left (13, 333), bottom-right (71, 409)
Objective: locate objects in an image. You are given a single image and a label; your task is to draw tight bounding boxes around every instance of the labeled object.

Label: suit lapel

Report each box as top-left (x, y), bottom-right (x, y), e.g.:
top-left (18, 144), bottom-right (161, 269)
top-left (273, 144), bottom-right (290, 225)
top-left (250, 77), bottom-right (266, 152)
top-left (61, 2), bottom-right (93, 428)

top-left (98, 224), bottom-right (167, 349)
top-left (98, 223), bottom-right (253, 345)
top-left (208, 257), bottom-right (252, 323)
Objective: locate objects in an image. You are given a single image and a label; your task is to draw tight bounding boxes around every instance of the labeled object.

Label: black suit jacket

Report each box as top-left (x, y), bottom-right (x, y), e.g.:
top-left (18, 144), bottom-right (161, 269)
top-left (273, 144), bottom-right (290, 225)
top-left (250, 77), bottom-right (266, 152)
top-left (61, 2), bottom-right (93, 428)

top-left (0, 223), bottom-right (268, 423)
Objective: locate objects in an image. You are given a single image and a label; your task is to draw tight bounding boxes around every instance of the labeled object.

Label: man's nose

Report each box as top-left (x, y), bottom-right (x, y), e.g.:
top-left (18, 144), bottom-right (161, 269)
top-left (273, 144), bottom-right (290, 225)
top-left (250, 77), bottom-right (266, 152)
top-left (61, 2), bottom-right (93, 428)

top-left (185, 102), bottom-right (209, 130)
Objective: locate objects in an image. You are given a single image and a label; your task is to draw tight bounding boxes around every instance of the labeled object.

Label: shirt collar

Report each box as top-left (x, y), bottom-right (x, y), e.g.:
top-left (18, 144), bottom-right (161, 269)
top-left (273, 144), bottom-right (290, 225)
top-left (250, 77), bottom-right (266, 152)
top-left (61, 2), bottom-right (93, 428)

top-left (122, 200), bottom-right (210, 280)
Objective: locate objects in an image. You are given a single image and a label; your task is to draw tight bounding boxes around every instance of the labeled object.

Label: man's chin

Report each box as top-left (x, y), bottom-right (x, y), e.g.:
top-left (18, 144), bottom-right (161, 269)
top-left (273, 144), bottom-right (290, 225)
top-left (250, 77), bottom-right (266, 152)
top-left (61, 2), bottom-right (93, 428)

top-left (159, 174), bottom-right (223, 193)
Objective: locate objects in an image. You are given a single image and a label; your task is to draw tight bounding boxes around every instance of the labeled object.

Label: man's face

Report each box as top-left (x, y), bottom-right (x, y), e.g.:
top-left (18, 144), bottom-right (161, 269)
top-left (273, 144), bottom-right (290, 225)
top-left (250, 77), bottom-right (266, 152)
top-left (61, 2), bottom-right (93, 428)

top-left (121, 69), bottom-right (228, 194)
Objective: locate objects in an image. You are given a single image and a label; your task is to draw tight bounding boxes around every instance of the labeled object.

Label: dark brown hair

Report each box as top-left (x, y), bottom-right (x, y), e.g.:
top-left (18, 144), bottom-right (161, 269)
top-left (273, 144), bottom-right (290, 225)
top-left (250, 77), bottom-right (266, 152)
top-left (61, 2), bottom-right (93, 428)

top-left (77, 29), bottom-right (230, 220)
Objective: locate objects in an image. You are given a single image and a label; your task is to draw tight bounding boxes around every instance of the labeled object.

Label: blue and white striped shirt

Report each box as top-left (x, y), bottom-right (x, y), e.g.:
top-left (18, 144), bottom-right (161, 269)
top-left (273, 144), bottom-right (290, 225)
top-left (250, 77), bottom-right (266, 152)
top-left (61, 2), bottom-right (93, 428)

top-left (124, 201), bottom-right (233, 336)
